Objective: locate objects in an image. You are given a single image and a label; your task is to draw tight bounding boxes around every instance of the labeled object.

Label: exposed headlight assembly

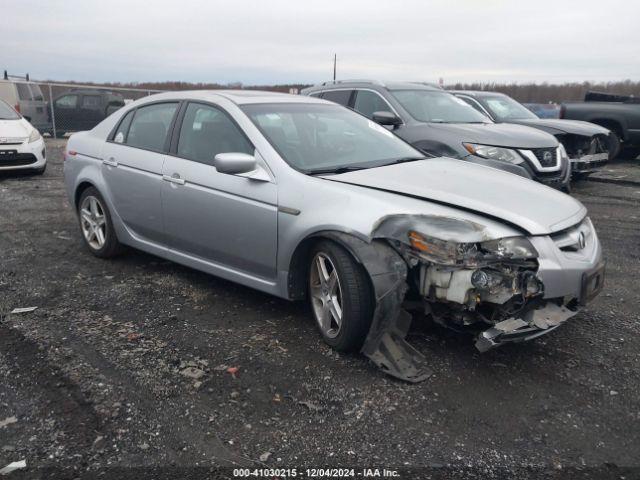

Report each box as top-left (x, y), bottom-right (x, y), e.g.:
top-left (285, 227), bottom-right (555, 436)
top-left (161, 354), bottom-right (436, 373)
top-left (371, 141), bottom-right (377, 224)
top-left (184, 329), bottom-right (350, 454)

top-left (463, 143), bottom-right (523, 164)
top-left (480, 237), bottom-right (538, 259)
top-left (408, 231), bottom-right (538, 266)
top-left (28, 129), bottom-right (41, 143)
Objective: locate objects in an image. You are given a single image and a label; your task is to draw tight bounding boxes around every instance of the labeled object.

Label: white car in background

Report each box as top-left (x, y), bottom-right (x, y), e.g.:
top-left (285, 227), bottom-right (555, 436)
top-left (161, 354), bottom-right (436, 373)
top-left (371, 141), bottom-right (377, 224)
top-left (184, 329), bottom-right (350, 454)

top-left (0, 99), bottom-right (46, 174)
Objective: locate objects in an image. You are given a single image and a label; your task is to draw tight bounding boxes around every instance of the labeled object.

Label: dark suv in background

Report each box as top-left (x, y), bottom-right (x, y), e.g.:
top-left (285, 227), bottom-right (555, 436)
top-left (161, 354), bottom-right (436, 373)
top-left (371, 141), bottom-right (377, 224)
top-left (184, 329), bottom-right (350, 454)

top-left (301, 81), bottom-right (571, 191)
top-left (51, 89), bottom-right (125, 137)
top-left (452, 90), bottom-right (612, 177)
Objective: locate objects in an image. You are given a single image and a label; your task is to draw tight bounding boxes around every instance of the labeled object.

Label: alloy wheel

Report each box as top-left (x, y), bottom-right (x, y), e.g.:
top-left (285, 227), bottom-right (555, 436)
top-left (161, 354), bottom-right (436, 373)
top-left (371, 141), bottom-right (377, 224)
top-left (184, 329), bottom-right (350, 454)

top-left (80, 195), bottom-right (107, 250)
top-left (309, 252), bottom-right (344, 339)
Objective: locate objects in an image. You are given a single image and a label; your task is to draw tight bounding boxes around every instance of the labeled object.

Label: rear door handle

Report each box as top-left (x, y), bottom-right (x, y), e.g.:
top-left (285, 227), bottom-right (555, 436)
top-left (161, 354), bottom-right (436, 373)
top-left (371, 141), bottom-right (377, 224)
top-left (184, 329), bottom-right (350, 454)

top-left (103, 157), bottom-right (118, 167)
top-left (162, 173), bottom-right (186, 185)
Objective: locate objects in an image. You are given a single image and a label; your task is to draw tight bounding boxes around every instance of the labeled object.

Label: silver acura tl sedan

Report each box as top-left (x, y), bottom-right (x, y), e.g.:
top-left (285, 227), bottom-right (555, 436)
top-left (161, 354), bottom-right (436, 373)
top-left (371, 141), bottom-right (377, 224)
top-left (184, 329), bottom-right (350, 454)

top-left (63, 90), bottom-right (605, 382)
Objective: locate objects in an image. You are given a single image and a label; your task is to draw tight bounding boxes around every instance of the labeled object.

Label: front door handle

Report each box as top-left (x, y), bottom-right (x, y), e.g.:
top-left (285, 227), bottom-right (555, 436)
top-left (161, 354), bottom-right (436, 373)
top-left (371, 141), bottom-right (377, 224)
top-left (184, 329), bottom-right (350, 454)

top-left (162, 173), bottom-right (186, 185)
top-left (103, 157), bottom-right (118, 167)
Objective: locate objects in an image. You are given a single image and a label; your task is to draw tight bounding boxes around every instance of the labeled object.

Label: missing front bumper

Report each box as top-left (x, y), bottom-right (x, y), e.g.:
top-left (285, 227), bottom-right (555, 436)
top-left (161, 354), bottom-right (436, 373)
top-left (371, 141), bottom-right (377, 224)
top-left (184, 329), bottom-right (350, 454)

top-left (475, 302), bottom-right (578, 352)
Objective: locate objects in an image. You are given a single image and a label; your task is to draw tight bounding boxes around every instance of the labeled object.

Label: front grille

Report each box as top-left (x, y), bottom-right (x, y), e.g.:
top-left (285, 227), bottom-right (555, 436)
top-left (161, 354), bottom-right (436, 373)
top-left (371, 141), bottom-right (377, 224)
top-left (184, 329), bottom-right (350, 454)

top-left (0, 138), bottom-right (26, 146)
top-left (530, 147), bottom-right (558, 167)
top-left (0, 153), bottom-right (38, 167)
top-left (551, 219), bottom-right (592, 252)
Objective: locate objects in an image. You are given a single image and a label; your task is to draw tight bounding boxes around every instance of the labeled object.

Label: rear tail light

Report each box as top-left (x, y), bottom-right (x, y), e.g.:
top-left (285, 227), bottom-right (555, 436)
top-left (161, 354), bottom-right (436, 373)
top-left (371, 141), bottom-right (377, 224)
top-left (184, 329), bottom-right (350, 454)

top-left (559, 105), bottom-right (566, 119)
top-left (14, 103), bottom-right (20, 113)
top-left (64, 150), bottom-right (77, 161)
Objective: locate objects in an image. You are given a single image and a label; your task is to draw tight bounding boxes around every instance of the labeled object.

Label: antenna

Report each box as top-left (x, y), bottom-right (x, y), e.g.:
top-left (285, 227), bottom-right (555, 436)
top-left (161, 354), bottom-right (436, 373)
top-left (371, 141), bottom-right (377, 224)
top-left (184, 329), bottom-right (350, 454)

top-left (333, 54), bottom-right (336, 81)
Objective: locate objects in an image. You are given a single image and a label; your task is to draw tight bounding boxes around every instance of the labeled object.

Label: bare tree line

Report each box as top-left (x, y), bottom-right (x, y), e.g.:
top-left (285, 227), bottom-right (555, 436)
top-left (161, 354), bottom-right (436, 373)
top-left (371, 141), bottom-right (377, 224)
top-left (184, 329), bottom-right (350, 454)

top-left (39, 78), bottom-right (640, 104)
top-left (446, 80), bottom-right (640, 103)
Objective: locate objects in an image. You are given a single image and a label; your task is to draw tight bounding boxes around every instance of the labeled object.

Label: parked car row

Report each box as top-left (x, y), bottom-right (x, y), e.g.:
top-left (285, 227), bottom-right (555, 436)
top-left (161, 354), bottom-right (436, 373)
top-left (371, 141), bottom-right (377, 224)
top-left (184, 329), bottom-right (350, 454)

top-left (59, 90), bottom-right (605, 382)
top-left (0, 71), bottom-right (126, 139)
top-left (301, 80), bottom-right (618, 187)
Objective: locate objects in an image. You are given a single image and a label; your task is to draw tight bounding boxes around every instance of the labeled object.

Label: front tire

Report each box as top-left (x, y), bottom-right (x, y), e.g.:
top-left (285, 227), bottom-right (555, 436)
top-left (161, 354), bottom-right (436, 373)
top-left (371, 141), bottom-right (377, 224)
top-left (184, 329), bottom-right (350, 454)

top-left (77, 187), bottom-right (123, 258)
top-left (308, 241), bottom-right (374, 352)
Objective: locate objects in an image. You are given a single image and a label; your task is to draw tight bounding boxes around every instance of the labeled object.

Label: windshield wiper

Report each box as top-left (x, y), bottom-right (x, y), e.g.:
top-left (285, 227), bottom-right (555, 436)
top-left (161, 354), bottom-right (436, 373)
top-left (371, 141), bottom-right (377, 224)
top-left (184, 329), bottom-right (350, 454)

top-left (307, 165), bottom-right (369, 176)
top-left (376, 156), bottom-right (428, 167)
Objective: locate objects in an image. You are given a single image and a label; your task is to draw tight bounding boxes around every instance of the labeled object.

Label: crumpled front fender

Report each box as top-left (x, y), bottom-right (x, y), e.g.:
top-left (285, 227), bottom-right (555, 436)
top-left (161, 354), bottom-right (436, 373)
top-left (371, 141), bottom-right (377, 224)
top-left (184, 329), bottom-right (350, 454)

top-left (319, 231), bottom-right (432, 383)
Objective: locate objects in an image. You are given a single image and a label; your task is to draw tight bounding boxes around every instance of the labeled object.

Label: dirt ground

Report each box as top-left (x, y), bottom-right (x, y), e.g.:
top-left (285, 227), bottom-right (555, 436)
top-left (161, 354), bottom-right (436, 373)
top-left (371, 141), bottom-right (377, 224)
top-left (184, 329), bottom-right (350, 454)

top-left (1, 140), bottom-right (639, 479)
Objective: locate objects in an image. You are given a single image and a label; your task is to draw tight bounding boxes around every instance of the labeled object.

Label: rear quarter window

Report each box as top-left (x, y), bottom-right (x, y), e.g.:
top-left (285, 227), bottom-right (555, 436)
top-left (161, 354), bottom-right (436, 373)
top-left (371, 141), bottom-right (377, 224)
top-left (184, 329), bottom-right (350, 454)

top-left (321, 90), bottom-right (353, 106)
top-left (16, 83), bottom-right (32, 100)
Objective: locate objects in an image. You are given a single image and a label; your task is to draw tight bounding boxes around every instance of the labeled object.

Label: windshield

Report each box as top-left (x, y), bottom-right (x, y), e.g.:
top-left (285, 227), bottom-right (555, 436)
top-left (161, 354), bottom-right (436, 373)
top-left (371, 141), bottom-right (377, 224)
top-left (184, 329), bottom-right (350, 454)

top-left (482, 95), bottom-right (539, 120)
top-left (390, 89), bottom-right (489, 124)
top-left (241, 103), bottom-right (425, 174)
top-left (0, 100), bottom-right (20, 120)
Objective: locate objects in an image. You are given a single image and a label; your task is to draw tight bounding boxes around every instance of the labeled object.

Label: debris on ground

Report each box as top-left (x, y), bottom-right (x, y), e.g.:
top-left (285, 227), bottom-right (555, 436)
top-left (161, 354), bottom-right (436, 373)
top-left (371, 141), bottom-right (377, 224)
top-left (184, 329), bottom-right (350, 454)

top-left (10, 307), bottom-right (37, 314)
top-left (259, 452), bottom-right (271, 462)
top-left (0, 460), bottom-right (26, 475)
top-left (0, 417), bottom-right (17, 429)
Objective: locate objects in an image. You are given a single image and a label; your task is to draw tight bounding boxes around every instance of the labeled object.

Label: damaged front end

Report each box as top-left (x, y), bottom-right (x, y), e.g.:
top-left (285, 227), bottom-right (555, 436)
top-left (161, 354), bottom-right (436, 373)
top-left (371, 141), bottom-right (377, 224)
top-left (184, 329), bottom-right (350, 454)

top-left (344, 215), bottom-right (595, 383)
top-left (558, 133), bottom-right (610, 174)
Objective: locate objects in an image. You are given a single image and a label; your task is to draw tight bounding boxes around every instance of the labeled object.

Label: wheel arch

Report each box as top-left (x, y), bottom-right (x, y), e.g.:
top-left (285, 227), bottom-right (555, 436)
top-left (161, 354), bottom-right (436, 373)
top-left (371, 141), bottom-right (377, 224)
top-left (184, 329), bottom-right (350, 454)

top-left (74, 181), bottom-right (97, 209)
top-left (286, 230), bottom-right (372, 301)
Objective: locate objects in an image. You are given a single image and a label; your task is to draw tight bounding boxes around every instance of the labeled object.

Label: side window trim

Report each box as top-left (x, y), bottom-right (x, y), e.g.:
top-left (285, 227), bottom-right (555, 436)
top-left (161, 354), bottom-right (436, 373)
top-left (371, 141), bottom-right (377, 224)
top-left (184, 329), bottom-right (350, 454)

top-left (353, 89), bottom-right (402, 121)
top-left (170, 100), bottom-right (255, 165)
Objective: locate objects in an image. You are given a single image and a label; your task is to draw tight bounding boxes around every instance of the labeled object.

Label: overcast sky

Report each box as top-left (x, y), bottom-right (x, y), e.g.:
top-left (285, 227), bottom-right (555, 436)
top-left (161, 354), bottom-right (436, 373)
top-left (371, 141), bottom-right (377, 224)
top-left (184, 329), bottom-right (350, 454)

top-left (4, 0), bottom-right (639, 85)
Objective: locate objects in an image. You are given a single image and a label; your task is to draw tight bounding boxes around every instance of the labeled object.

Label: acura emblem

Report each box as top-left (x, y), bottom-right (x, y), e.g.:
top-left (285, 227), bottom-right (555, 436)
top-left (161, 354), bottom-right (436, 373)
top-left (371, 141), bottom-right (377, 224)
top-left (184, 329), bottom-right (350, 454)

top-left (543, 151), bottom-right (553, 163)
top-left (578, 231), bottom-right (586, 249)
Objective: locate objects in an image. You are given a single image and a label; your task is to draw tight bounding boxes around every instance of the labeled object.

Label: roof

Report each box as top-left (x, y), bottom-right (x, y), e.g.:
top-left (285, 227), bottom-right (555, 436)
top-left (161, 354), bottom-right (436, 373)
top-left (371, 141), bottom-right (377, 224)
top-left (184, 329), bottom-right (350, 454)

top-left (303, 80), bottom-right (443, 93)
top-left (450, 90), bottom-right (507, 98)
top-left (134, 89), bottom-right (327, 106)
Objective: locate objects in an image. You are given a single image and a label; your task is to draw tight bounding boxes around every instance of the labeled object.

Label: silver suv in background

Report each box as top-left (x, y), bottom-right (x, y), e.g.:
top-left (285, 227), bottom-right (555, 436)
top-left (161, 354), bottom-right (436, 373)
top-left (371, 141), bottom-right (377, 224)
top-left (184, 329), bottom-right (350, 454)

top-left (0, 71), bottom-right (51, 133)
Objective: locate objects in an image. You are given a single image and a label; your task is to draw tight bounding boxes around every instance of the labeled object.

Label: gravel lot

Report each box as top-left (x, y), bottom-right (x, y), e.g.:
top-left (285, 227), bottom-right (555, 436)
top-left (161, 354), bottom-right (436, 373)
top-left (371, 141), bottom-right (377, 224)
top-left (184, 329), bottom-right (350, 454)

top-left (1, 139), bottom-right (639, 479)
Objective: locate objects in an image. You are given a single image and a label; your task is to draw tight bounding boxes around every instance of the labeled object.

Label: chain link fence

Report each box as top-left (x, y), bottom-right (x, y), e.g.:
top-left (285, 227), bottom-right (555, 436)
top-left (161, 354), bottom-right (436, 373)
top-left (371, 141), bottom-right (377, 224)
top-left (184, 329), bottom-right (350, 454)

top-left (1, 75), bottom-right (164, 139)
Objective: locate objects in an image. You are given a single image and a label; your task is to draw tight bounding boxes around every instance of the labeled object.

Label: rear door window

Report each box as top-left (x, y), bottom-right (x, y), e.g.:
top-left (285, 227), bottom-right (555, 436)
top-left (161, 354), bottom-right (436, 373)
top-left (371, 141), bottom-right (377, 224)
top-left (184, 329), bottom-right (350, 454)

top-left (29, 84), bottom-right (44, 101)
top-left (321, 90), bottom-right (353, 106)
top-left (353, 90), bottom-right (393, 119)
top-left (56, 94), bottom-right (79, 108)
top-left (126, 102), bottom-right (178, 152)
top-left (177, 102), bottom-right (253, 165)
top-left (16, 83), bottom-right (32, 101)
top-left (82, 95), bottom-right (102, 108)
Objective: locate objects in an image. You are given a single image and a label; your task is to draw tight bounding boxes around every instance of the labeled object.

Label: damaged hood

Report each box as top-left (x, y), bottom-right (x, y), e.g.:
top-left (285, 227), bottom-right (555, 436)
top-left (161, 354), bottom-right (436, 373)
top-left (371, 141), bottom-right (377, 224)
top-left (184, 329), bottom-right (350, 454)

top-left (324, 158), bottom-right (586, 235)
top-left (506, 118), bottom-right (611, 137)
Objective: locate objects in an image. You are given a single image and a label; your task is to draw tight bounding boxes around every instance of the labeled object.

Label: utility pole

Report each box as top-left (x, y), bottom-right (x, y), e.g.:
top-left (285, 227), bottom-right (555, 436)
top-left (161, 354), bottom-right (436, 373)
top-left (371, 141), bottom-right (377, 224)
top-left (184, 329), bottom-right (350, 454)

top-left (333, 54), bottom-right (337, 81)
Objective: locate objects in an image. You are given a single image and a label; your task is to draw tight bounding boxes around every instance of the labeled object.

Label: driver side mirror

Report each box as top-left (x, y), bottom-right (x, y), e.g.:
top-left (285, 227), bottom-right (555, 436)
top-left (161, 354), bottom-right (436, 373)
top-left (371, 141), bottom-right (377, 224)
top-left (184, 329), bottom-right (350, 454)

top-left (372, 111), bottom-right (402, 127)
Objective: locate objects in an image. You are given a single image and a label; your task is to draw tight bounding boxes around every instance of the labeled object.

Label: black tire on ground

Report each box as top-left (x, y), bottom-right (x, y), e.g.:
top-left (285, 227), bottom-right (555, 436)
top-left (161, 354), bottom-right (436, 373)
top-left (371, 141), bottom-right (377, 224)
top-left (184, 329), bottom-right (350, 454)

top-left (608, 131), bottom-right (621, 160)
top-left (77, 186), bottom-right (124, 258)
top-left (308, 240), bottom-right (374, 352)
top-left (572, 171), bottom-right (592, 181)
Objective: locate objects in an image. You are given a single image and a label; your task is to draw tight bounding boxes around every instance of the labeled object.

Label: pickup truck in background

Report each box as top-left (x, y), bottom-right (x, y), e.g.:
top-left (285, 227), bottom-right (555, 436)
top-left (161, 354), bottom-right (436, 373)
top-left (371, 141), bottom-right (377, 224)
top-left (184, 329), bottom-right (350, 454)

top-left (50, 89), bottom-right (125, 137)
top-left (561, 91), bottom-right (640, 160)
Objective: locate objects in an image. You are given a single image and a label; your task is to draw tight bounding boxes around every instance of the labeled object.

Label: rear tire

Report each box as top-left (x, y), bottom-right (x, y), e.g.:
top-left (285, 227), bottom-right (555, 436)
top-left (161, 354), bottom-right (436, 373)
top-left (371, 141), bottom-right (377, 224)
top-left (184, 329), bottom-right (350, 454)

top-left (77, 187), bottom-right (123, 258)
top-left (308, 241), bottom-right (374, 352)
